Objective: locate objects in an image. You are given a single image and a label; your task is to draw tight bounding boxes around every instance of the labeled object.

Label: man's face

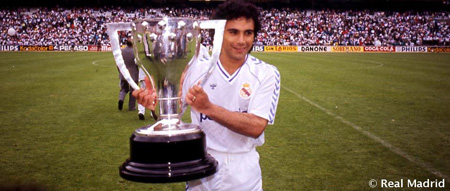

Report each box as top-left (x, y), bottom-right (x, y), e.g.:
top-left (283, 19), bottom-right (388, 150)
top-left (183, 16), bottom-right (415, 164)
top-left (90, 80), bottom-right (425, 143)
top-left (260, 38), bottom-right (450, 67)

top-left (220, 17), bottom-right (255, 64)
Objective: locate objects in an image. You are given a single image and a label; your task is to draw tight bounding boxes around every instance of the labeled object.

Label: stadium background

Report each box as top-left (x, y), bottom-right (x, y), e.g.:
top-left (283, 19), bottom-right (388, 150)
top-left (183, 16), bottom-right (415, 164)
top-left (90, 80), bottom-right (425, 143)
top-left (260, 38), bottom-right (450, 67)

top-left (2, 0), bottom-right (450, 10)
top-left (1, 0), bottom-right (449, 53)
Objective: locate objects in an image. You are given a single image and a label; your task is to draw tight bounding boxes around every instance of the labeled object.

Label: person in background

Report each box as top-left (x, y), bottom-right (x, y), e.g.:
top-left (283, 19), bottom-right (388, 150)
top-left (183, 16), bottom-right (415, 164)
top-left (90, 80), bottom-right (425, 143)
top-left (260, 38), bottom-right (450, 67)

top-left (118, 39), bottom-right (139, 111)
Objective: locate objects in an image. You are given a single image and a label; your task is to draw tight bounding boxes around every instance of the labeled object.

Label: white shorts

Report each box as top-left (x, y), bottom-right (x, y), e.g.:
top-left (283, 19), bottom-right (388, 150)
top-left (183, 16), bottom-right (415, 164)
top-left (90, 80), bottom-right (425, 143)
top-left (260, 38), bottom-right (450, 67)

top-left (186, 149), bottom-right (262, 191)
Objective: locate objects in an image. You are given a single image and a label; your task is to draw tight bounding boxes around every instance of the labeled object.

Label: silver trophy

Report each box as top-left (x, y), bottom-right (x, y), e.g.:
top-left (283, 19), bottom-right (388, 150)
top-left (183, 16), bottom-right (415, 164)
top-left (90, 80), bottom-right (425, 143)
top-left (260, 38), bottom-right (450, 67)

top-left (107, 18), bottom-right (226, 183)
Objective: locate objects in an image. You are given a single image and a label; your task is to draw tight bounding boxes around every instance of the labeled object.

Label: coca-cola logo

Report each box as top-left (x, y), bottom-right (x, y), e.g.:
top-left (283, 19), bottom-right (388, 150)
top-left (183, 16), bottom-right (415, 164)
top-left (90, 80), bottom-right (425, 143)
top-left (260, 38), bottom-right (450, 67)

top-left (364, 46), bottom-right (394, 52)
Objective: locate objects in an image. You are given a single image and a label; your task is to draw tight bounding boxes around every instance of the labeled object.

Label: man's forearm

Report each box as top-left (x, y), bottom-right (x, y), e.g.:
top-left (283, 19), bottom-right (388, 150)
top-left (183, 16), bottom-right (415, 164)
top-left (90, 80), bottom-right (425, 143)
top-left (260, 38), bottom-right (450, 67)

top-left (203, 104), bottom-right (268, 139)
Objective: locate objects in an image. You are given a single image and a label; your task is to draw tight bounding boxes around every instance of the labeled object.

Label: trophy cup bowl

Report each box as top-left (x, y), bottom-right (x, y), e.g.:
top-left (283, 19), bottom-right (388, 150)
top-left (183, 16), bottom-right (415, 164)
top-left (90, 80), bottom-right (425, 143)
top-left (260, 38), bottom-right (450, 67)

top-left (107, 18), bottom-right (226, 183)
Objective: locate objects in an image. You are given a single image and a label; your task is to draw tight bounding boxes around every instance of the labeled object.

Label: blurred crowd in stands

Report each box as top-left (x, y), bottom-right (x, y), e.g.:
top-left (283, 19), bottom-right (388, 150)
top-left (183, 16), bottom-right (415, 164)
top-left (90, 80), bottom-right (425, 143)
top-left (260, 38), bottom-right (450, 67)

top-left (1, 6), bottom-right (449, 47)
top-left (259, 8), bottom-right (449, 46)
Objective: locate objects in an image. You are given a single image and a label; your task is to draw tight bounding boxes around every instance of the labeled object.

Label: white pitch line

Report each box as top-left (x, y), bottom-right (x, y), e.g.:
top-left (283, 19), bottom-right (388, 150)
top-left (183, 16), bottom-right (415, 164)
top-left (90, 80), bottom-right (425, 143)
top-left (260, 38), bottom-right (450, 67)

top-left (367, 61), bottom-right (384, 69)
top-left (343, 61), bottom-right (384, 71)
top-left (282, 85), bottom-right (450, 182)
top-left (92, 59), bottom-right (115, 67)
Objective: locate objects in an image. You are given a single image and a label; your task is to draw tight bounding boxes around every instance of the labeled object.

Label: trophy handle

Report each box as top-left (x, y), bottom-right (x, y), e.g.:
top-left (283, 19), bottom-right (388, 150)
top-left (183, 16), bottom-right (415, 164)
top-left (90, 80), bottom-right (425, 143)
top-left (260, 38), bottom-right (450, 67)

top-left (106, 22), bottom-right (140, 90)
top-left (179, 20), bottom-right (226, 116)
top-left (198, 20), bottom-right (226, 87)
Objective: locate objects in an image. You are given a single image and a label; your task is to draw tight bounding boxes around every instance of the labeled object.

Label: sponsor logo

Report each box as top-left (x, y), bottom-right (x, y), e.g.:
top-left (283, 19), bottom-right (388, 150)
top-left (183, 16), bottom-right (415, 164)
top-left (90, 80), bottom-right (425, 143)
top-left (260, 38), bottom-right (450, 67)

top-left (363, 46), bottom-right (394, 52)
top-left (331, 46), bottom-right (363, 52)
top-left (209, 83), bottom-right (217, 90)
top-left (252, 45), bottom-right (264, 52)
top-left (200, 113), bottom-right (212, 122)
top-left (397, 46), bottom-right (427, 52)
top-left (265, 46), bottom-right (276, 51)
top-left (265, 46), bottom-right (298, 52)
top-left (428, 47), bottom-right (450, 53)
top-left (19, 46), bottom-right (54, 51)
top-left (0, 45), bottom-right (19, 51)
top-left (300, 46), bottom-right (328, 52)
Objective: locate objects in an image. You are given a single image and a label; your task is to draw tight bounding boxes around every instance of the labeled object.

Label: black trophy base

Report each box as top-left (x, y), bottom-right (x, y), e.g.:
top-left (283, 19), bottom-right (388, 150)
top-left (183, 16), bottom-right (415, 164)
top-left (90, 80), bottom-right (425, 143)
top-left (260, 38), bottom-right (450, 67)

top-left (119, 127), bottom-right (218, 183)
top-left (119, 155), bottom-right (217, 183)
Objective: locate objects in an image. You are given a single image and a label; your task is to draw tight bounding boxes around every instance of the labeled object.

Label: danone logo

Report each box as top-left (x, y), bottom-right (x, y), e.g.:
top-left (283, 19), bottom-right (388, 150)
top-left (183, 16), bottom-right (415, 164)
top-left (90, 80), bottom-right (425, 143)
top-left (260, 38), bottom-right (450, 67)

top-left (239, 82), bottom-right (252, 99)
top-left (300, 46), bottom-right (328, 52)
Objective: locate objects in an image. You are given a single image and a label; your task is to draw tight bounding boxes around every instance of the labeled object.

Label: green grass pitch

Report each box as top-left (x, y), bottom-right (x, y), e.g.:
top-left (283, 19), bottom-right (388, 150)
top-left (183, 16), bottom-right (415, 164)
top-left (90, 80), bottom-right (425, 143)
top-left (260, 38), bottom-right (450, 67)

top-left (0, 51), bottom-right (449, 190)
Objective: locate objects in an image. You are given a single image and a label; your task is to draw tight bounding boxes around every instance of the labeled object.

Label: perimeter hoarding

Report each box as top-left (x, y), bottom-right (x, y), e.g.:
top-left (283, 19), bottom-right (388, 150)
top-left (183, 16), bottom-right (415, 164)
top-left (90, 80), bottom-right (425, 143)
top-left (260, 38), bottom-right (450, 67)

top-left (19, 46), bottom-right (54, 51)
top-left (331, 46), bottom-right (364, 52)
top-left (396, 46), bottom-right (427, 52)
top-left (264, 46), bottom-right (298, 52)
top-left (53, 45), bottom-right (112, 52)
top-left (2, 45), bottom-right (449, 53)
top-left (364, 46), bottom-right (395, 52)
top-left (253, 45), bottom-right (264, 52)
top-left (299, 46), bottom-right (329, 52)
top-left (0, 45), bottom-right (19, 51)
top-left (428, 47), bottom-right (450, 53)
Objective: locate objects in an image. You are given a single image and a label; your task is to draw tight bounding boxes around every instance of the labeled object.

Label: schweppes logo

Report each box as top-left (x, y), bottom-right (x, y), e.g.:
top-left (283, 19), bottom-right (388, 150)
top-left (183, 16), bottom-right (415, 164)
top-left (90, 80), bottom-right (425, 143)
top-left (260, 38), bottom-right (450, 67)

top-left (239, 82), bottom-right (252, 99)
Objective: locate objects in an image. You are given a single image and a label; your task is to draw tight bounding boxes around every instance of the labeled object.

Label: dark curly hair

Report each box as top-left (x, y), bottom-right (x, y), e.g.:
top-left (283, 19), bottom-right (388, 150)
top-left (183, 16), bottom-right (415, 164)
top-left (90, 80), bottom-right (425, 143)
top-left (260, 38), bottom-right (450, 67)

top-left (211, 0), bottom-right (261, 38)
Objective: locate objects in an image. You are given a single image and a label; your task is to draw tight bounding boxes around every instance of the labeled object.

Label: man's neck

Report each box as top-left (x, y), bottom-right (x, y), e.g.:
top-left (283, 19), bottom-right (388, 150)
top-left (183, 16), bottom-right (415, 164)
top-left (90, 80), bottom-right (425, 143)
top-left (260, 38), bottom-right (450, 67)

top-left (219, 54), bottom-right (247, 75)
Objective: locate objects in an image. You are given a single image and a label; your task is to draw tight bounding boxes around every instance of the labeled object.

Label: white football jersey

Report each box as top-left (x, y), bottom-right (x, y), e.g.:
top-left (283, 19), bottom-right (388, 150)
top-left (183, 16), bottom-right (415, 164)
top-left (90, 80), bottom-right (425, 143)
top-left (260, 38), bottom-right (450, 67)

top-left (182, 54), bottom-right (281, 153)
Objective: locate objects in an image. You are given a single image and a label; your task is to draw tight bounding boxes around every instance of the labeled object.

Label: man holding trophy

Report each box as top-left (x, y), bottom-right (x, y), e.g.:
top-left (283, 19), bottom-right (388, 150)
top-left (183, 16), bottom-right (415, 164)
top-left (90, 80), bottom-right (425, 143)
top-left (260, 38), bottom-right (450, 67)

top-left (133, 1), bottom-right (281, 190)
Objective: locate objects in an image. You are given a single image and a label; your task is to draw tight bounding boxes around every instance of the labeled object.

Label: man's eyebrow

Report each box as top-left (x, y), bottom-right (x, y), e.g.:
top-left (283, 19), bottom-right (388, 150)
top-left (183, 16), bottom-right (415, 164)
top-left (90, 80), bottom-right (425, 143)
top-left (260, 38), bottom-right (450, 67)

top-left (226, 28), bottom-right (254, 32)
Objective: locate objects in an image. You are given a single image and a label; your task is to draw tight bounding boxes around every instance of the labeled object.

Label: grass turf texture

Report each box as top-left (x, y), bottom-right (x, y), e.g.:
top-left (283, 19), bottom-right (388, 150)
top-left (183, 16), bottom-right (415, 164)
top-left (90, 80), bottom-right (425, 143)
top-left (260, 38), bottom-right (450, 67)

top-left (0, 52), bottom-right (449, 190)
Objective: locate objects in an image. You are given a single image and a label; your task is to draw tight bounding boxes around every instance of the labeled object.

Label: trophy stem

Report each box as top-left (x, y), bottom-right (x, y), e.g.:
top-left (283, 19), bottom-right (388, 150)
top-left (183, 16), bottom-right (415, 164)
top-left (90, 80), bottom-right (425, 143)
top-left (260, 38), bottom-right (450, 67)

top-left (157, 96), bottom-right (181, 120)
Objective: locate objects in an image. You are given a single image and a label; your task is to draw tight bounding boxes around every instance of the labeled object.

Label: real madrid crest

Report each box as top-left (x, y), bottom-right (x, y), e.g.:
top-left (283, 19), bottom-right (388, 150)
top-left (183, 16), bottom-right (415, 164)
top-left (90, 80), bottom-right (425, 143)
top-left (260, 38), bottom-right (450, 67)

top-left (239, 82), bottom-right (252, 99)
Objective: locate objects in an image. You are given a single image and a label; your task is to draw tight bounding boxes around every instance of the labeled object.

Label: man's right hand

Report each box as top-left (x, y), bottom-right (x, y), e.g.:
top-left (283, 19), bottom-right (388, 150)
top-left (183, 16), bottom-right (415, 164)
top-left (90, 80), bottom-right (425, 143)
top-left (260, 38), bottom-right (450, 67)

top-left (132, 76), bottom-right (157, 111)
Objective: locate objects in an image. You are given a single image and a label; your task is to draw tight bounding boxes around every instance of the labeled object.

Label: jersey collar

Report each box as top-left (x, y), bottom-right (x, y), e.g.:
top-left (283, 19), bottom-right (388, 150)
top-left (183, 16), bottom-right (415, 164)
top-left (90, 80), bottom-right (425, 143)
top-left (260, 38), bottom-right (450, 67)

top-left (217, 55), bottom-right (248, 83)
